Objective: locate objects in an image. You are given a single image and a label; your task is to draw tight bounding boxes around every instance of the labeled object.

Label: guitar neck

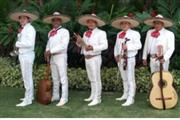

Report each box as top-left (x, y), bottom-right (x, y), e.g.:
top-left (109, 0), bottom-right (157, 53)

top-left (160, 62), bottom-right (163, 79)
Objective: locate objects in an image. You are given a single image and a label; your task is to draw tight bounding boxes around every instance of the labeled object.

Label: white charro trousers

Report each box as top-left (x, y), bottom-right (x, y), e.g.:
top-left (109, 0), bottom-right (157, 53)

top-left (118, 57), bottom-right (136, 100)
top-left (50, 54), bottom-right (68, 102)
top-left (85, 55), bottom-right (102, 101)
top-left (150, 58), bottom-right (170, 73)
top-left (19, 51), bottom-right (35, 103)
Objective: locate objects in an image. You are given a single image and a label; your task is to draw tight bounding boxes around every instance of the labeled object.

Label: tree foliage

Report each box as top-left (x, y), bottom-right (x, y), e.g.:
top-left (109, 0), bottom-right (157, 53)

top-left (0, 0), bottom-right (180, 68)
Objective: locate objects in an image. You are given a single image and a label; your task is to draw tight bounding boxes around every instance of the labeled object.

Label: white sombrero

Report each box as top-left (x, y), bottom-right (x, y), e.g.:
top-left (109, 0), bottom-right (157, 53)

top-left (144, 14), bottom-right (173, 27)
top-left (77, 13), bottom-right (106, 27)
top-left (111, 16), bottom-right (140, 29)
top-left (43, 12), bottom-right (71, 24)
top-left (9, 9), bottom-right (39, 22)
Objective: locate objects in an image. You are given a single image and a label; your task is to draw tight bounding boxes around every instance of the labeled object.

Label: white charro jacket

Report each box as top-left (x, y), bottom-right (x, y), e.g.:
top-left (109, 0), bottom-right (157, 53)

top-left (15, 23), bottom-right (36, 54)
top-left (46, 26), bottom-right (70, 54)
top-left (142, 28), bottom-right (175, 61)
top-left (114, 29), bottom-right (142, 58)
top-left (82, 27), bottom-right (108, 56)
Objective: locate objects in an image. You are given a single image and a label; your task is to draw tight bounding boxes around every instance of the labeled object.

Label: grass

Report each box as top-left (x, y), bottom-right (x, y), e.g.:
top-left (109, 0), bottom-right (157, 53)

top-left (0, 87), bottom-right (180, 118)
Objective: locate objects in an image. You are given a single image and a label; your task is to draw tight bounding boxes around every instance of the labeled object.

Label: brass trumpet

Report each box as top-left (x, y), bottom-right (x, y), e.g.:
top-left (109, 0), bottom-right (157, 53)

top-left (10, 46), bottom-right (19, 57)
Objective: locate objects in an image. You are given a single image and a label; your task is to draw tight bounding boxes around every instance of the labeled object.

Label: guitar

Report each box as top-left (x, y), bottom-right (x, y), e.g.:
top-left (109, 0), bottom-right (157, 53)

top-left (149, 46), bottom-right (178, 109)
top-left (37, 63), bottom-right (52, 105)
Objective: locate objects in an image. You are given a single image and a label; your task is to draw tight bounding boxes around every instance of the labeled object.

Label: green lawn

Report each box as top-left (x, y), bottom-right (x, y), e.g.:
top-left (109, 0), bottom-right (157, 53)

top-left (0, 87), bottom-right (180, 118)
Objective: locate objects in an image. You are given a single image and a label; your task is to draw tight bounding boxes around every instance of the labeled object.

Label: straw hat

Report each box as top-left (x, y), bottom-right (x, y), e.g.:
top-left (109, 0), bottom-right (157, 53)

top-left (144, 14), bottom-right (173, 27)
top-left (9, 9), bottom-right (38, 22)
top-left (77, 13), bottom-right (106, 27)
top-left (111, 16), bottom-right (140, 29)
top-left (43, 12), bottom-right (71, 24)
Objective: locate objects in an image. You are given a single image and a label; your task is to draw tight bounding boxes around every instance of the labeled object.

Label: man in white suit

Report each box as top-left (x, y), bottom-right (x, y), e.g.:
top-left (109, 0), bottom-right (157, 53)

top-left (76, 14), bottom-right (108, 106)
top-left (143, 14), bottom-right (175, 73)
top-left (111, 15), bottom-right (142, 106)
top-left (9, 9), bottom-right (38, 107)
top-left (43, 12), bottom-right (70, 106)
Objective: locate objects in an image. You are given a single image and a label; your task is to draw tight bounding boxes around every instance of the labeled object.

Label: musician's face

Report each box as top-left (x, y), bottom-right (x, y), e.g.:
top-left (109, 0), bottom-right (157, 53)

top-left (52, 18), bottom-right (62, 28)
top-left (154, 21), bottom-right (164, 31)
top-left (19, 16), bottom-right (30, 27)
top-left (120, 21), bottom-right (131, 31)
top-left (86, 19), bottom-right (97, 30)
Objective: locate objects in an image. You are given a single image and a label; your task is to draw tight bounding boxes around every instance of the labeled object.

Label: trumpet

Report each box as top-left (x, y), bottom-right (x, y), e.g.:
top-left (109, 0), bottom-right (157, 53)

top-left (10, 46), bottom-right (19, 57)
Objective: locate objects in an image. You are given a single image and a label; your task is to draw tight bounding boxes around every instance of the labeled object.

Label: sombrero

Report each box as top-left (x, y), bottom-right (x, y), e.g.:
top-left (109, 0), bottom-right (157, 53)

top-left (9, 9), bottom-right (39, 22)
top-left (77, 13), bottom-right (106, 27)
top-left (43, 12), bottom-right (71, 24)
top-left (144, 14), bottom-right (173, 27)
top-left (111, 16), bottom-right (140, 29)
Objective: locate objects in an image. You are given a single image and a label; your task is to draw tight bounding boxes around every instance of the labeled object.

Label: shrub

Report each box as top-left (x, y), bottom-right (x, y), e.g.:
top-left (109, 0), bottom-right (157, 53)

top-left (0, 57), bottom-right (180, 93)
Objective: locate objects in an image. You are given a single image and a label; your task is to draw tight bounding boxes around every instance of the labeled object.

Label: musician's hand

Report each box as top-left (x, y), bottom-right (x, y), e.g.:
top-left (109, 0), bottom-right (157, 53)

top-left (14, 47), bottom-right (19, 51)
top-left (115, 55), bottom-right (120, 63)
top-left (122, 44), bottom-right (127, 50)
top-left (44, 50), bottom-right (51, 62)
top-left (159, 58), bottom-right (165, 64)
top-left (76, 34), bottom-right (83, 44)
top-left (143, 59), bottom-right (147, 66)
top-left (76, 41), bottom-right (81, 46)
top-left (85, 45), bottom-right (93, 51)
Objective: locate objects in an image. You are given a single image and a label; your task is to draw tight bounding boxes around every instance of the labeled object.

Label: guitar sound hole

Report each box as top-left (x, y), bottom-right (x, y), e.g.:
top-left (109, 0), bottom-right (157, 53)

top-left (158, 80), bottom-right (167, 88)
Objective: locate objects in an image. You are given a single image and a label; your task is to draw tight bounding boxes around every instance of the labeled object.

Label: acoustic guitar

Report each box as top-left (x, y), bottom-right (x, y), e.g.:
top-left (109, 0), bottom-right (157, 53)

top-left (37, 63), bottom-right (52, 105)
top-left (149, 46), bottom-right (178, 109)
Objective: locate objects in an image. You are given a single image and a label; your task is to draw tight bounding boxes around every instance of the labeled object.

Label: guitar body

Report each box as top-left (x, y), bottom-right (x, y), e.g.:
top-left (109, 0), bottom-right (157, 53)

top-left (149, 71), bottom-right (178, 109)
top-left (37, 64), bottom-right (52, 105)
top-left (37, 79), bottom-right (52, 105)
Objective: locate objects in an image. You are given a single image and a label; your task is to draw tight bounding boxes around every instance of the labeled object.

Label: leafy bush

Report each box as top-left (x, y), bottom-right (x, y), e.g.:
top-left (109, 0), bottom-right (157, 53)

top-left (1, 57), bottom-right (180, 93)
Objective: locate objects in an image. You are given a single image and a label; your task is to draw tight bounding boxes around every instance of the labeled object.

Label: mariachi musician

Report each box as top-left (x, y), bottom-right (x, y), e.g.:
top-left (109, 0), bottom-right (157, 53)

top-left (75, 14), bottom-right (108, 106)
top-left (9, 9), bottom-right (38, 107)
top-left (142, 14), bottom-right (175, 73)
top-left (43, 12), bottom-right (70, 106)
top-left (112, 15), bottom-right (142, 106)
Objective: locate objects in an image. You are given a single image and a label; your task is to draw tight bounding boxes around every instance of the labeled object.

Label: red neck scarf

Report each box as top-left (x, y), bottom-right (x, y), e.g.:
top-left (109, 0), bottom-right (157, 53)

top-left (18, 27), bottom-right (23, 33)
top-left (49, 27), bottom-right (59, 37)
top-left (119, 31), bottom-right (126, 39)
top-left (85, 29), bottom-right (93, 38)
top-left (151, 30), bottom-right (160, 38)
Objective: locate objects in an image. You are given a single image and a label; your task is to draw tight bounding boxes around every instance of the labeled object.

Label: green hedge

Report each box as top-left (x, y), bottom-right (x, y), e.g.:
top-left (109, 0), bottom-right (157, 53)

top-left (1, 57), bottom-right (180, 93)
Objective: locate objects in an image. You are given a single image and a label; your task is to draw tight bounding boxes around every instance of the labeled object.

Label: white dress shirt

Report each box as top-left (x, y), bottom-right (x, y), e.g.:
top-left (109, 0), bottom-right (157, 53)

top-left (46, 26), bottom-right (70, 54)
top-left (143, 28), bottom-right (175, 61)
top-left (15, 23), bottom-right (36, 54)
top-left (82, 27), bottom-right (108, 56)
top-left (114, 29), bottom-right (142, 58)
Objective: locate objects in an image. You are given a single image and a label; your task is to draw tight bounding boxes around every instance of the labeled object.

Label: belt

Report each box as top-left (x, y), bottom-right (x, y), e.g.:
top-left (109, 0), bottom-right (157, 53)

top-left (120, 55), bottom-right (135, 59)
top-left (51, 52), bottom-right (61, 56)
top-left (150, 54), bottom-right (164, 60)
top-left (85, 54), bottom-right (100, 59)
top-left (150, 54), bottom-right (157, 58)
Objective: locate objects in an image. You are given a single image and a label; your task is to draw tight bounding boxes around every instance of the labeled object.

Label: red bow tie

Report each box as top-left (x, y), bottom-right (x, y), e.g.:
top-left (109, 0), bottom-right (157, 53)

top-left (119, 31), bottom-right (126, 39)
top-left (49, 29), bottom-right (58, 37)
top-left (151, 30), bottom-right (160, 38)
top-left (85, 29), bottom-right (93, 38)
top-left (18, 27), bottom-right (23, 33)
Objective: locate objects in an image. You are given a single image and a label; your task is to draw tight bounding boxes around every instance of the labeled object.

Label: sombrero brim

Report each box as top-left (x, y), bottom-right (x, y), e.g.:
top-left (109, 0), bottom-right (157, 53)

top-left (77, 15), bottom-right (106, 27)
top-left (43, 15), bottom-right (71, 24)
top-left (9, 12), bottom-right (38, 22)
top-left (111, 17), bottom-right (140, 29)
top-left (144, 18), bottom-right (173, 27)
